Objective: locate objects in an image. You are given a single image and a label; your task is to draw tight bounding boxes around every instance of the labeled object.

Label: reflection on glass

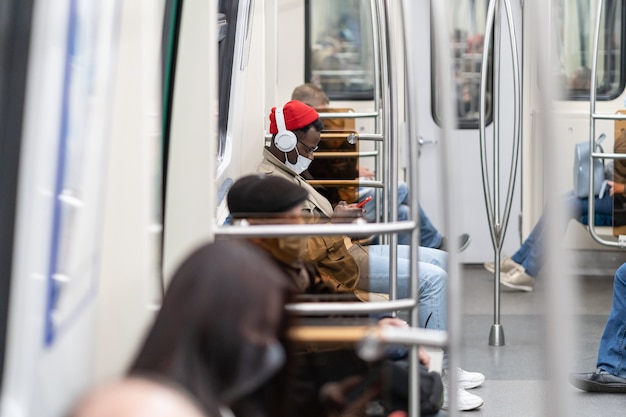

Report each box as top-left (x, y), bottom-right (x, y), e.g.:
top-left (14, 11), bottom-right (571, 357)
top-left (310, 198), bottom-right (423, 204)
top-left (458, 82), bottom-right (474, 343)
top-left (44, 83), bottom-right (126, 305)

top-left (434, 0), bottom-right (492, 128)
top-left (306, 0), bottom-right (375, 100)
top-left (554, 0), bottom-right (623, 100)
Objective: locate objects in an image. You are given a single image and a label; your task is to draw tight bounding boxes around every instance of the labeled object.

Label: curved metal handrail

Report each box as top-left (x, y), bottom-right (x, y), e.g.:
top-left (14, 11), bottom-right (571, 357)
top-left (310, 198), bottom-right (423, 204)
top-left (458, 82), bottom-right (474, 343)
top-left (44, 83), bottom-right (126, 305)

top-left (313, 151), bottom-right (379, 158)
top-left (214, 220), bottom-right (417, 238)
top-left (317, 111), bottom-right (379, 119)
top-left (479, 0), bottom-right (522, 346)
top-left (285, 298), bottom-right (416, 315)
top-left (288, 324), bottom-right (448, 349)
top-left (305, 179), bottom-right (383, 187)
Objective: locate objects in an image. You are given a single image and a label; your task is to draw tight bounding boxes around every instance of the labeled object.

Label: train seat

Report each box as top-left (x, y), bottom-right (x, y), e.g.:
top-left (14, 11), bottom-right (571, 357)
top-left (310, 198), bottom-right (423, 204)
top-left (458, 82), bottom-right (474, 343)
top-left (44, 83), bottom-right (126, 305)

top-left (562, 219), bottom-right (622, 251)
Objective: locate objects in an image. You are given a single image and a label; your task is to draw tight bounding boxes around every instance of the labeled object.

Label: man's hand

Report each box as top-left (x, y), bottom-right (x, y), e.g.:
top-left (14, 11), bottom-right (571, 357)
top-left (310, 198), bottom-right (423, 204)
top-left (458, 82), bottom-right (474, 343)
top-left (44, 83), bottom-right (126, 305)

top-left (332, 201), bottom-right (364, 222)
top-left (608, 180), bottom-right (625, 196)
top-left (358, 167), bottom-right (375, 179)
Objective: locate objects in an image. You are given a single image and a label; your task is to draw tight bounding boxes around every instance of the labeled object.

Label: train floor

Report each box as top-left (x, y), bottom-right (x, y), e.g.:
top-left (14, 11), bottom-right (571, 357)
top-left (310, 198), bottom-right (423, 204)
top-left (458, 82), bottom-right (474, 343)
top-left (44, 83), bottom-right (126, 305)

top-left (455, 262), bottom-right (626, 417)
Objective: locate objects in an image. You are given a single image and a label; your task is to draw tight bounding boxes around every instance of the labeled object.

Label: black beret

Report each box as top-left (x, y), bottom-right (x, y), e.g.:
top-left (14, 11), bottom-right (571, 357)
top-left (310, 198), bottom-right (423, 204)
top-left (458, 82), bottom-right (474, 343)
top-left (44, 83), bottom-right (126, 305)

top-left (227, 174), bottom-right (309, 218)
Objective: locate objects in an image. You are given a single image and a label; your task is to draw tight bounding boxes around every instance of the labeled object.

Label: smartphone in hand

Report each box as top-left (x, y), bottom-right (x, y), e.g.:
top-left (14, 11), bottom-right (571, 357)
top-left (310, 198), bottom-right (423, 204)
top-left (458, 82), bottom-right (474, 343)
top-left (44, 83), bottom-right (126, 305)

top-left (356, 195), bottom-right (373, 209)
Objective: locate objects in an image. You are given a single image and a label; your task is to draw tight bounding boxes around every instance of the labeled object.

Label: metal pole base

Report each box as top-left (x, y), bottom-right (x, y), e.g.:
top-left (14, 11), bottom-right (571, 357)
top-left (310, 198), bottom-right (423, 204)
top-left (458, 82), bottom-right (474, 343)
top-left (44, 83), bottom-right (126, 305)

top-left (489, 324), bottom-right (505, 346)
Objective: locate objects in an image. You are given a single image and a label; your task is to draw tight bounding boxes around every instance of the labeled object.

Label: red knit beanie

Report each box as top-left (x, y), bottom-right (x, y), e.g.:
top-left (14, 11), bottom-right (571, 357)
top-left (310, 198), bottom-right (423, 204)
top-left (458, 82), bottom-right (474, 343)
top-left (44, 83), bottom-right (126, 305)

top-left (269, 100), bottom-right (320, 134)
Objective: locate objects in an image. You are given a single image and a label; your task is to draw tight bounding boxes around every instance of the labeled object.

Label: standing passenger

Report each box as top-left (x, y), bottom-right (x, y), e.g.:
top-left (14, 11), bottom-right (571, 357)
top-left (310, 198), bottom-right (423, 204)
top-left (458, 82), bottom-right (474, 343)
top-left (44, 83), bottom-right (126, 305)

top-left (569, 262), bottom-right (626, 392)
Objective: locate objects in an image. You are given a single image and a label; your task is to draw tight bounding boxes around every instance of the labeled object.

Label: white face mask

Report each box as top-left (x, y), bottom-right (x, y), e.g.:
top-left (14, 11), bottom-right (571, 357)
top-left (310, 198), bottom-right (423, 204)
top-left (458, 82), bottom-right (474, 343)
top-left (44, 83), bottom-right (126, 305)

top-left (283, 148), bottom-right (312, 174)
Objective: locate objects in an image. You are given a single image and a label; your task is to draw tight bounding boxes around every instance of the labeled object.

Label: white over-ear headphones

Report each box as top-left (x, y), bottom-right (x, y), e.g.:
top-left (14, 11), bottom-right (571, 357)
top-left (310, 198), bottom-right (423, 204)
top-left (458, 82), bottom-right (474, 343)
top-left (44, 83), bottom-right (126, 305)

top-left (273, 106), bottom-right (297, 152)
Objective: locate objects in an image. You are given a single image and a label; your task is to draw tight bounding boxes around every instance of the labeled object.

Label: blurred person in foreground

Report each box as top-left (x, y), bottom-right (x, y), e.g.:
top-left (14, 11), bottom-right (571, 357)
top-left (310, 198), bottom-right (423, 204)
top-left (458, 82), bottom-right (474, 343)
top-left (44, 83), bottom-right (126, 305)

top-left (67, 376), bottom-right (207, 417)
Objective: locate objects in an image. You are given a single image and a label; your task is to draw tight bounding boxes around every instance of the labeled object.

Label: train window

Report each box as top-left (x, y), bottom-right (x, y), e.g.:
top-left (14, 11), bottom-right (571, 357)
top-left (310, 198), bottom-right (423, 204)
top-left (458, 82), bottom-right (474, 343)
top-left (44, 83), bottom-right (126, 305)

top-left (433, 0), bottom-right (493, 129)
top-left (218, 0), bottom-right (238, 159)
top-left (555, 0), bottom-right (625, 101)
top-left (305, 0), bottom-right (375, 100)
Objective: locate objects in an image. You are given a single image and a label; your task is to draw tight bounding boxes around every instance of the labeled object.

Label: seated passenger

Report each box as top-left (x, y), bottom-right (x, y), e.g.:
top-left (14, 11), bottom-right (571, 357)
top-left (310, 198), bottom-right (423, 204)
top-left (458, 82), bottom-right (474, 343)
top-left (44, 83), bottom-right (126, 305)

top-left (126, 239), bottom-right (434, 416)
top-left (259, 99), bottom-right (448, 310)
top-left (569, 262), bottom-right (626, 392)
top-left (226, 174), bottom-right (446, 416)
top-left (485, 169), bottom-right (623, 292)
top-left (291, 83), bottom-right (470, 251)
top-left (68, 376), bottom-right (207, 417)
top-left (128, 240), bottom-right (294, 417)
top-left (257, 101), bottom-right (485, 410)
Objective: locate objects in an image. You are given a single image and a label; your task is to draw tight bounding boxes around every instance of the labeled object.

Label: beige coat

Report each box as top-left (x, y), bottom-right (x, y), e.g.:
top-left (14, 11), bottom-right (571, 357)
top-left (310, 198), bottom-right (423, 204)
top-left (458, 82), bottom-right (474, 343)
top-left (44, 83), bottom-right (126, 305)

top-left (257, 148), bottom-right (360, 290)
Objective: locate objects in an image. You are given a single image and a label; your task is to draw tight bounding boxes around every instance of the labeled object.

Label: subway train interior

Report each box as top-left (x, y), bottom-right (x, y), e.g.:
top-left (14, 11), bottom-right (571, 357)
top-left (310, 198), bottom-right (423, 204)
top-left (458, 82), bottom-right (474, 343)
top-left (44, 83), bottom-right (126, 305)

top-left (2, 0), bottom-right (626, 416)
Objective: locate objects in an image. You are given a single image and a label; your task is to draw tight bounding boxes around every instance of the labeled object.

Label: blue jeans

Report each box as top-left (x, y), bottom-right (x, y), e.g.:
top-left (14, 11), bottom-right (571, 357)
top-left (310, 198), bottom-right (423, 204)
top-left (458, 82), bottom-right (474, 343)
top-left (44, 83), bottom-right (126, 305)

top-left (349, 244), bottom-right (448, 331)
top-left (360, 182), bottom-right (443, 247)
top-left (512, 191), bottom-right (612, 277)
top-left (597, 262), bottom-right (626, 378)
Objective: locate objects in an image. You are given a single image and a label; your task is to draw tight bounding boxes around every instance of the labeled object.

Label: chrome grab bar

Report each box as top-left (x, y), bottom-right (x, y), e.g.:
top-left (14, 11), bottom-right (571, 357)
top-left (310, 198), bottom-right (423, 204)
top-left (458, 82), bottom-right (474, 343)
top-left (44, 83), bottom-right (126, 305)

top-left (288, 324), bottom-right (448, 349)
top-left (214, 220), bottom-right (417, 238)
top-left (479, 0), bottom-right (522, 347)
top-left (285, 298), bottom-right (416, 315)
top-left (317, 111), bottom-right (379, 119)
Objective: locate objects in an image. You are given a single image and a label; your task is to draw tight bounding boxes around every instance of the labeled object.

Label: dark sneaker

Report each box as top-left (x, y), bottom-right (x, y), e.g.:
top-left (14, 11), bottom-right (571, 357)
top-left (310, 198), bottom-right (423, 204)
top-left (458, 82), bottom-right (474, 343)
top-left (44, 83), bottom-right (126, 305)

top-left (569, 369), bottom-right (626, 393)
top-left (439, 233), bottom-right (471, 252)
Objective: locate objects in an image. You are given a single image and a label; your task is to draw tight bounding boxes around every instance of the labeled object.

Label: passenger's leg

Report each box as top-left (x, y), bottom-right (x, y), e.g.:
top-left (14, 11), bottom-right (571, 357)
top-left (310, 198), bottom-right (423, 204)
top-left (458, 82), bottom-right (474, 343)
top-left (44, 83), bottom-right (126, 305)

top-left (369, 244), bottom-right (448, 271)
top-left (511, 216), bottom-right (543, 268)
top-left (352, 245), bottom-right (447, 330)
top-left (595, 192), bottom-right (614, 216)
top-left (398, 204), bottom-right (411, 245)
top-left (418, 205), bottom-right (444, 249)
top-left (570, 190), bottom-right (613, 220)
top-left (397, 182), bottom-right (410, 206)
top-left (596, 263), bottom-right (626, 378)
top-left (515, 192), bottom-right (608, 277)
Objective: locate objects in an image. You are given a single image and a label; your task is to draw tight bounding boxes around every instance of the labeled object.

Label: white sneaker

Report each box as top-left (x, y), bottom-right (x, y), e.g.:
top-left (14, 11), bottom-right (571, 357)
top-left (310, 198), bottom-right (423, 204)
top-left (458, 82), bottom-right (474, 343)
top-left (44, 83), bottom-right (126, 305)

top-left (442, 386), bottom-right (484, 411)
top-left (484, 255), bottom-right (519, 274)
top-left (443, 368), bottom-right (485, 390)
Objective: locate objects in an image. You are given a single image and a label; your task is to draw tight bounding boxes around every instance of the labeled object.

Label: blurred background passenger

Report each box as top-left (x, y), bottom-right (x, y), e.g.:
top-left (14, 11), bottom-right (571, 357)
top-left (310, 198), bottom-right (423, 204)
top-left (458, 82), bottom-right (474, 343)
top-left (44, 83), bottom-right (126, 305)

top-left (485, 141), bottom-right (626, 292)
top-left (67, 376), bottom-right (207, 417)
top-left (291, 83), bottom-right (470, 251)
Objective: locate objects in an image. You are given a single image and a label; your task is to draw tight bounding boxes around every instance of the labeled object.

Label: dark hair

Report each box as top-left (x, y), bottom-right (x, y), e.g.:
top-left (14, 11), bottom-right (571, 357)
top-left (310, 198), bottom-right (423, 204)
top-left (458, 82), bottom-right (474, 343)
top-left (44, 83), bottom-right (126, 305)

top-left (128, 240), bottom-right (292, 417)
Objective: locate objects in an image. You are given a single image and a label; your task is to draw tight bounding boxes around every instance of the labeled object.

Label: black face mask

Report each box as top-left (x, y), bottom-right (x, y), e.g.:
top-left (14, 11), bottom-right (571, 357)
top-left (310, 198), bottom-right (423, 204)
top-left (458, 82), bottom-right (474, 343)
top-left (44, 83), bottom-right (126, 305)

top-left (221, 340), bottom-right (286, 404)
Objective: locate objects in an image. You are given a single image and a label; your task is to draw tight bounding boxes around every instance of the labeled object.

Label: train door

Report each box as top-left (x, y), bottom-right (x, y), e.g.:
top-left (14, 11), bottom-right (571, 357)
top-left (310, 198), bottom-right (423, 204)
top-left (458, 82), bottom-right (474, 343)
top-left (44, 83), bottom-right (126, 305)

top-left (539, 0), bottom-right (626, 254)
top-left (413, 1), bottom-right (523, 263)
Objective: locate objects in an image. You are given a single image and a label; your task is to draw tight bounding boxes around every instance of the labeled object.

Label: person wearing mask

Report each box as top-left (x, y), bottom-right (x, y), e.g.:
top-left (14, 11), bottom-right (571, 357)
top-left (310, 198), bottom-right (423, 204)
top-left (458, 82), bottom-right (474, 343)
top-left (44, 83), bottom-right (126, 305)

top-left (128, 240), bottom-right (294, 417)
top-left (257, 101), bottom-right (485, 411)
top-left (291, 83), bottom-right (470, 251)
top-left (226, 173), bottom-right (446, 416)
top-left (127, 239), bottom-right (409, 417)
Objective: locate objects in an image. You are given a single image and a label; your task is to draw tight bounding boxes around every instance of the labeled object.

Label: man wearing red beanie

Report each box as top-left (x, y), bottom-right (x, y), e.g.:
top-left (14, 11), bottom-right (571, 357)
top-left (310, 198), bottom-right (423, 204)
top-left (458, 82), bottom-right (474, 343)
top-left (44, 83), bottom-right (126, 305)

top-left (257, 99), bottom-right (485, 411)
